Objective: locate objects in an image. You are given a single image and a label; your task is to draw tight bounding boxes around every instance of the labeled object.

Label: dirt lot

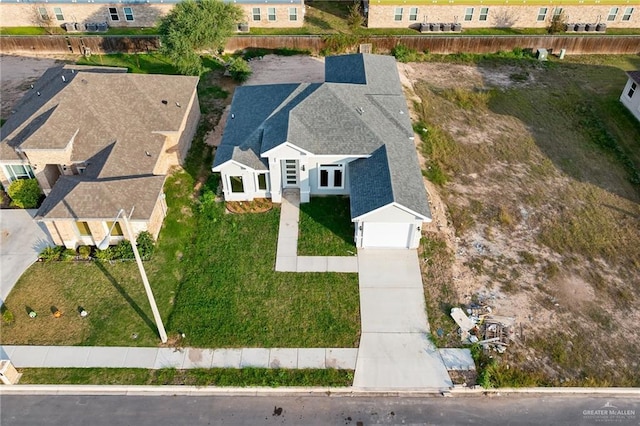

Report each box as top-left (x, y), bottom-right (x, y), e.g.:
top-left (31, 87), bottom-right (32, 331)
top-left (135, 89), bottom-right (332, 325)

top-left (400, 56), bottom-right (640, 386)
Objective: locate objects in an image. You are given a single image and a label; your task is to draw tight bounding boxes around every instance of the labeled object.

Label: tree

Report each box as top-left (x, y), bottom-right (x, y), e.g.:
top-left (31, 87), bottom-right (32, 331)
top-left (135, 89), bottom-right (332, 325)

top-left (159, 0), bottom-right (243, 75)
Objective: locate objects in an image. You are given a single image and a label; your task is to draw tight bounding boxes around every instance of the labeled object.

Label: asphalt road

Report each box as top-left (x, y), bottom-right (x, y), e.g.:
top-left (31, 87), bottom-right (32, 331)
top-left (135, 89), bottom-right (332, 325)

top-left (1, 394), bottom-right (638, 425)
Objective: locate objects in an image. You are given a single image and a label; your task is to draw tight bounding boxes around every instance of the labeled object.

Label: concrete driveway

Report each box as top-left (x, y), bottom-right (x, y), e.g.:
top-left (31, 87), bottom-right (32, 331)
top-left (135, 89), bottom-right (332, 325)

top-left (0, 209), bottom-right (53, 303)
top-left (354, 249), bottom-right (452, 390)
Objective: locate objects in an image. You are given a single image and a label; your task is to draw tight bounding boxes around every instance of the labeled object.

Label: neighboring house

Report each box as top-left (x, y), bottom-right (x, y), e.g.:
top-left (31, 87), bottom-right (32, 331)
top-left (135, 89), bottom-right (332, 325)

top-left (0, 0), bottom-right (304, 29)
top-left (213, 53), bottom-right (431, 249)
top-left (0, 65), bottom-right (200, 249)
top-left (620, 71), bottom-right (640, 122)
top-left (365, 2), bottom-right (636, 29)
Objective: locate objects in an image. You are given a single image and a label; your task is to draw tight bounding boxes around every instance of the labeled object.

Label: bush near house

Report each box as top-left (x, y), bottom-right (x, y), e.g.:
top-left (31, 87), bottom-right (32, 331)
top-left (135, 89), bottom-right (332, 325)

top-left (227, 58), bottom-right (252, 82)
top-left (7, 178), bottom-right (41, 208)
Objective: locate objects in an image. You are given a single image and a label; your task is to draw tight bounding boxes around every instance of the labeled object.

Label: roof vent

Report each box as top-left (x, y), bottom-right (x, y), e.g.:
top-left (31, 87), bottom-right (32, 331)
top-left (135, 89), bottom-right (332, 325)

top-left (145, 151), bottom-right (152, 157)
top-left (231, 113), bottom-right (235, 119)
top-left (161, 100), bottom-right (168, 105)
top-left (37, 91), bottom-right (41, 96)
top-left (356, 107), bottom-right (364, 115)
top-left (62, 75), bottom-right (66, 82)
top-left (30, 84), bottom-right (34, 89)
top-left (175, 102), bottom-right (181, 107)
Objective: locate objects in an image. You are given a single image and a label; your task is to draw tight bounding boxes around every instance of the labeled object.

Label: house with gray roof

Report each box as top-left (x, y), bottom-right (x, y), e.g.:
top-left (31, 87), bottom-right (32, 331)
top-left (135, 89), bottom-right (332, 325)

top-left (0, 65), bottom-right (200, 249)
top-left (213, 53), bottom-right (431, 249)
top-left (621, 70), bottom-right (640, 122)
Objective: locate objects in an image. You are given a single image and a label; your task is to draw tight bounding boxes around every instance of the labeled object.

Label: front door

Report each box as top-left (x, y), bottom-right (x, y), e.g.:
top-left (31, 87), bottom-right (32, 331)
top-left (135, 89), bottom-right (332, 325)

top-left (282, 159), bottom-right (299, 188)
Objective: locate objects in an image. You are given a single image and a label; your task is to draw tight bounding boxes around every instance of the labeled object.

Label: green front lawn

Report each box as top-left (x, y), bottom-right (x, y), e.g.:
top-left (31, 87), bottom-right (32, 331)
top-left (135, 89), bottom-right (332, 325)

top-left (297, 196), bottom-right (356, 256)
top-left (19, 367), bottom-right (353, 386)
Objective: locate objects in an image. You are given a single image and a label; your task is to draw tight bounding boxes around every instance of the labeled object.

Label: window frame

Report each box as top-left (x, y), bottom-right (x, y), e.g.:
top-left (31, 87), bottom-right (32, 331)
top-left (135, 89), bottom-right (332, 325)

top-left (409, 7), bottom-right (418, 21)
top-left (479, 7), bottom-right (489, 21)
top-left (537, 7), bottom-right (548, 22)
top-left (607, 7), bottom-right (619, 21)
top-left (622, 7), bottom-right (634, 21)
top-left (108, 7), bottom-right (120, 21)
top-left (123, 7), bottom-right (134, 22)
top-left (229, 176), bottom-right (245, 193)
top-left (53, 7), bottom-right (64, 21)
top-left (318, 164), bottom-right (344, 190)
top-left (38, 7), bottom-right (49, 20)
top-left (4, 164), bottom-right (35, 182)
top-left (289, 7), bottom-right (297, 21)
top-left (105, 221), bottom-right (124, 237)
top-left (76, 221), bottom-right (92, 237)
top-left (257, 173), bottom-right (269, 191)
top-left (267, 7), bottom-right (276, 21)
top-left (252, 7), bottom-right (261, 21)
top-left (629, 82), bottom-right (637, 99)
top-left (394, 7), bottom-right (403, 21)
top-left (464, 7), bottom-right (474, 21)
top-left (553, 7), bottom-right (563, 18)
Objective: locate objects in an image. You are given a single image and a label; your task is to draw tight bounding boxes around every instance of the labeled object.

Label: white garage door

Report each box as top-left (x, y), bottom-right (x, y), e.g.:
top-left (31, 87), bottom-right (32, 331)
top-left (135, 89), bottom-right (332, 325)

top-left (362, 222), bottom-right (413, 248)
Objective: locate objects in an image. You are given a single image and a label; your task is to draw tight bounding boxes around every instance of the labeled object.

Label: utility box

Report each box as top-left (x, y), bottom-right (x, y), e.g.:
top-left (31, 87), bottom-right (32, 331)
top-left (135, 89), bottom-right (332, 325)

top-left (536, 48), bottom-right (548, 61)
top-left (559, 48), bottom-right (567, 60)
top-left (0, 360), bottom-right (21, 385)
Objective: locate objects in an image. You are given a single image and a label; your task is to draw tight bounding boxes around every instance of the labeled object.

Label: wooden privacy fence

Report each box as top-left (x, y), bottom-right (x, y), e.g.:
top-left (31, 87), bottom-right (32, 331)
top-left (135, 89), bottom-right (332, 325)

top-left (1, 34), bottom-right (639, 55)
top-left (0, 35), bottom-right (159, 55)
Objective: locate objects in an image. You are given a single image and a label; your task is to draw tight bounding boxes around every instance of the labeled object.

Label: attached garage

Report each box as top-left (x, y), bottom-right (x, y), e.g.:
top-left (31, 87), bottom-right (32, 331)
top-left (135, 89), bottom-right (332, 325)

top-left (352, 203), bottom-right (428, 250)
top-left (361, 222), bottom-right (414, 248)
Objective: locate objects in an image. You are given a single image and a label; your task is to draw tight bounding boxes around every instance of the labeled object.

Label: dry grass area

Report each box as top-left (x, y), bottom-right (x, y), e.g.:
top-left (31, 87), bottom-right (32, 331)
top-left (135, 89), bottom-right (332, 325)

top-left (401, 55), bottom-right (640, 386)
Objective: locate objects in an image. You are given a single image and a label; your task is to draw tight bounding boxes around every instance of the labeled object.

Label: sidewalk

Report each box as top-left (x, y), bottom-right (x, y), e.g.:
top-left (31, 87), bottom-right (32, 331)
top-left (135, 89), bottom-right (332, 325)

top-left (274, 189), bottom-right (358, 273)
top-left (0, 345), bottom-right (358, 370)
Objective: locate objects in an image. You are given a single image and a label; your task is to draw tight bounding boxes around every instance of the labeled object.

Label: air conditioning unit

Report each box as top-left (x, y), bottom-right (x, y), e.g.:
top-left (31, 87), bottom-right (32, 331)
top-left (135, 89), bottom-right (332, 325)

top-left (536, 48), bottom-right (548, 61)
top-left (237, 22), bottom-right (250, 33)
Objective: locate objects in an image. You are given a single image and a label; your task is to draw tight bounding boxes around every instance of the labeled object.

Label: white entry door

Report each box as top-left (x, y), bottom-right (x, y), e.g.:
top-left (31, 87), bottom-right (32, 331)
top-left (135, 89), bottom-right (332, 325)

top-left (282, 159), bottom-right (299, 188)
top-left (362, 222), bottom-right (413, 248)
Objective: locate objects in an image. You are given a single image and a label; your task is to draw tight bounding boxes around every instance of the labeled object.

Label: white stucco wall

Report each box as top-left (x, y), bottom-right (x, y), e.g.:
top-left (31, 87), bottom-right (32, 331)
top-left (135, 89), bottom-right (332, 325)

top-left (620, 76), bottom-right (640, 122)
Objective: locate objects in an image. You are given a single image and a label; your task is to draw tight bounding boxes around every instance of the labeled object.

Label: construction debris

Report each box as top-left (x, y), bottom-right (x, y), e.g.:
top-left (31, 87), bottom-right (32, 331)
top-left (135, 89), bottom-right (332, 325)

top-left (450, 305), bottom-right (516, 353)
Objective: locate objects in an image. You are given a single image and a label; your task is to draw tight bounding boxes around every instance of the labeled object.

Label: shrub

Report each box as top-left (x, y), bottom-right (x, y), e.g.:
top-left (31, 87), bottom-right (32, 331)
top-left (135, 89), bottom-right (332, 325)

top-left (7, 178), bottom-right (41, 208)
top-left (136, 231), bottom-right (155, 260)
top-left (547, 12), bottom-right (566, 34)
top-left (61, 248), bottom-right (77, 262)
top-left (40, 246), bottom-right (64, 262)
top-left (1, 305), bottom-right (14, 325)
top-left (391, 44), bottom-right (418, 63)
top-left (94, 247), bottom-right (115, 261)
top-left (321, 34), bottom-right (360, 55)
top-left (228, 58), bottom-right (252, 82)
top-left (112, 240), bottom-right (134, 260)
top-left (78, 245), bottom-right (92, 260)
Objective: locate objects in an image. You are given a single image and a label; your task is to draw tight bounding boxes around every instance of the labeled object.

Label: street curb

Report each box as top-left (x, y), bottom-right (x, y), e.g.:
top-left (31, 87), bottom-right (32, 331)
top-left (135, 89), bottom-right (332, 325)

top-left (1, 385), bottom-right (640, 397)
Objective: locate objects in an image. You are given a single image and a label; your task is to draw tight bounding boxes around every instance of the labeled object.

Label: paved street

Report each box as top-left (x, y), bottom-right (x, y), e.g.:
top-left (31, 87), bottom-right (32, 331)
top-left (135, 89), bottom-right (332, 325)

top-left (1, 394), bottom-right (638, 425)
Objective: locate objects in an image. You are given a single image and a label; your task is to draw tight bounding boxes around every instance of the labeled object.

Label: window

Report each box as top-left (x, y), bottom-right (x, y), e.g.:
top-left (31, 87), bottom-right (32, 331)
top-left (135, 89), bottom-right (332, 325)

top-left (53, 7), bottom-right (64, 21)
top-left (267, 7), bottom-right (276, 21)
top-left (230, 176), bottom-right (244, 193)
top-left (479, 7), bottom-right (489, 21)
top-left (537, 7), bottom-right (548, 22)
top-left (553, 7), bottom-right (563, 18)
top-left (257, 173), bottom-right (268, 191)
top-left (607, 7), bottom-right (619, 21)
top-left (318, 164), bottom-right (344, 189)
top-left (289, 7), bottom-right (297, 21)
top-left (464, 7), bottom-right (474, 21)
top-left (394, 7), bottom-right (403, 21)
top-left (4, 164), bottom-right (35, 182)
top-left (77, 222), bottom-right (92, 237)
top-left (123, 7), bottom-right (134, 21)
top-left (629, 82), bottom-right (637, 98)
top-left (38, 7), bottom-right (49, 20)
top-left (252, 7), bottom-right (261, 21)
top-left (108, 7), bottom-right (119, 21)
top-left (622, 7), bottom-right (634, 21)
top-left (106, 221), bottom-right (124, 236)
top-left (409, 7), bottom-right (418, 21)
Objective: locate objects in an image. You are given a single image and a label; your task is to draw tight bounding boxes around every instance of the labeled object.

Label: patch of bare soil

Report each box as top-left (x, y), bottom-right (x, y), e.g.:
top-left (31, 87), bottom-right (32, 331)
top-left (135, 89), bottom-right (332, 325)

top-left (401, 61), bottom-right (640, 386)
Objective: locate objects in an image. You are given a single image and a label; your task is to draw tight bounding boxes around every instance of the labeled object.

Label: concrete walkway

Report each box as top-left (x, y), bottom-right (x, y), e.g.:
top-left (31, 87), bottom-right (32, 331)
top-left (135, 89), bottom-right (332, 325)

top-left (274, 189), bottom-right (358, 273)
top-left (0, 345), bottom-right (357, 370)
top-left (353, 249), bottom-right (453, 390)
top-left (0, 209), bottom-right (54, 303)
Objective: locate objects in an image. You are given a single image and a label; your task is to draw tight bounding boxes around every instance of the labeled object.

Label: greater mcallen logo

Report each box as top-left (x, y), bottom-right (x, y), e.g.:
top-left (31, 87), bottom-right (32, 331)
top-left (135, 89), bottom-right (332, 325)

top-left (583, 402), bottom-right (637, 423)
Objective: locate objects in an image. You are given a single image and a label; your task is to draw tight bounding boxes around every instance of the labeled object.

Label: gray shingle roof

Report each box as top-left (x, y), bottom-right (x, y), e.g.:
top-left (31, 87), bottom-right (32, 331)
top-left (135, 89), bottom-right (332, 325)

top-left (1, 65), bottom-right (199, 220)
top-left (214, 53), bottom-right (431, 220)
top-left (628, 71), bottom-right (640, 84)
